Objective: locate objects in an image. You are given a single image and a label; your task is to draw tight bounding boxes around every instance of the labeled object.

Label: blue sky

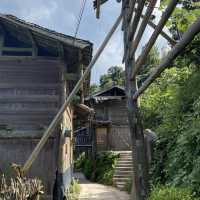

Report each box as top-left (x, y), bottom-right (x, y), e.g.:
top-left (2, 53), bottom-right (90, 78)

top-left (0, 0), bottom-right (168, 84)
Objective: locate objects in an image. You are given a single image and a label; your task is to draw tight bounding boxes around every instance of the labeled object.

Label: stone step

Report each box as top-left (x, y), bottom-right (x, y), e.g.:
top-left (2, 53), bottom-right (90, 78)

top-left (114, 170), bottom-right (132, 175)
top-left (113, 177), bottom-right (130, 182)
top-left (116, 161), bottom-right (132, 164)
top-left (113, 151), bottom-right (133, 190)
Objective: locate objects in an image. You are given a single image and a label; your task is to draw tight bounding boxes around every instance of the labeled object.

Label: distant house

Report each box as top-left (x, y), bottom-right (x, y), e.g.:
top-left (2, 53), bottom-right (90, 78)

top-left (86, 85), bottom-right (131, 151)
top-left (0, 14), bottom-right (92, 198)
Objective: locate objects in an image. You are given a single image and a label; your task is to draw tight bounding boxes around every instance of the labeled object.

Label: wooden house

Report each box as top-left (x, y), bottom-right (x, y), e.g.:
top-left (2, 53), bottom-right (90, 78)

top-left (86, 85), bottom-right (132, 151)
top-left (0, 14), bottom-right (92, 198)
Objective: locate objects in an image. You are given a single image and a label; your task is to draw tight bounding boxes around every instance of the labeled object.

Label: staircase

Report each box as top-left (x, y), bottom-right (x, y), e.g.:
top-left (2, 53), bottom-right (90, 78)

top-left (113, 151), bottom-right (133, 190)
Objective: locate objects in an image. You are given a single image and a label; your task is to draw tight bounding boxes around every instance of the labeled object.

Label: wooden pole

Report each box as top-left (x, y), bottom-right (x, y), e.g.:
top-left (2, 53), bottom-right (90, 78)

top-left (131, 0), bottom-right (178, 79)
top-left (129, 0), bottom-right (158, 57)
top-left (128, 0), bottom-right (146, 42)
top-left (122, 1), bottom-right (148, 199)
top-left (96, 0), bottom-right (101, 19)
top-left (22, 13), bottom-right (123, 174)
top-left (132, 17), bottom-right (200, 100)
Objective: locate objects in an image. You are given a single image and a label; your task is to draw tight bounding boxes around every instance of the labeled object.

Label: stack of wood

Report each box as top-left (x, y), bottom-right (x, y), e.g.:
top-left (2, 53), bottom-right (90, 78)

top-left (0, 175), bottom-right (43, 200)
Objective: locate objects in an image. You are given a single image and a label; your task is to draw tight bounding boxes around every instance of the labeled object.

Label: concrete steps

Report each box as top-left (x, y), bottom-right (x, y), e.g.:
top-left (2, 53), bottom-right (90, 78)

top-left (113, 151), bottom-right (133, 190)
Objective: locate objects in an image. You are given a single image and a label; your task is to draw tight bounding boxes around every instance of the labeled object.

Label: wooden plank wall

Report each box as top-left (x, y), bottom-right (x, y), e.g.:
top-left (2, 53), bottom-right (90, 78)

top-left (0, 58), bottom-right (62, 132)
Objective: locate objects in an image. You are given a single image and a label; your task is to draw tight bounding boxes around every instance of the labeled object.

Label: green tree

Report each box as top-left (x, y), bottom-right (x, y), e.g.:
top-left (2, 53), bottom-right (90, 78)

top-left (89, 84), bottom-right (99, 95)
top-left (99, 66), bottom-right (125, 89)
top-left (138, 46), bottom-right (160, 86)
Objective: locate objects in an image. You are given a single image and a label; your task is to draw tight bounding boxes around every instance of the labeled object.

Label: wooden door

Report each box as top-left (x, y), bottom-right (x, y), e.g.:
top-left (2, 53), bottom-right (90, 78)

top-left (96, 127), bottom-right (108, 151)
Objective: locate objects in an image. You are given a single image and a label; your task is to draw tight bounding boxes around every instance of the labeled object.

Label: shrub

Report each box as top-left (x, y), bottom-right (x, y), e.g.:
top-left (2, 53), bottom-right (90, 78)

top-left (74, 152), bottom-right (86, 171)
top-left (74, 151), bottom-right (119, 185)
top-left (148, 186), bottom-right (199, 200)
top-left (95, 151), bottom-right (119, 185)
top-left (83, 158), bottom-right (93, 180)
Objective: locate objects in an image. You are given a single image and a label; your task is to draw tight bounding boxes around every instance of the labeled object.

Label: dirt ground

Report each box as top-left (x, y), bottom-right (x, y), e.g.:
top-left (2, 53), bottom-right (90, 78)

top-left (74, 173), bottom-right (130, 200)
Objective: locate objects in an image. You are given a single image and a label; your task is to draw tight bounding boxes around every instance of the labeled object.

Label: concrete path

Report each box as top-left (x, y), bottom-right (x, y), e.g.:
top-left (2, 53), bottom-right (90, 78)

top-left (74, 173), bottom-right (130, 200)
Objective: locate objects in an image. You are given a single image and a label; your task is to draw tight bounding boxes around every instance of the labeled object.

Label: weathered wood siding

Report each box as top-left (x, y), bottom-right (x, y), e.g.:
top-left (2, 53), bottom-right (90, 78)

top-left (94, 99), bottom-right (131, 150)
top-left (0, 137), bottom-right (58, 195)
top-left (0, 57), bottom-right (67, 196)
top-left (0, 58), bottom-right (62, 131)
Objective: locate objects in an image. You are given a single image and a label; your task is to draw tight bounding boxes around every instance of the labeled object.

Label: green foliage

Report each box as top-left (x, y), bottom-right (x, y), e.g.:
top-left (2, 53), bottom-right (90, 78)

top-left (148, 186), bottom-right (199, 200)
top-left (74, 152), bottom-right (86, 171)
top-left (66, 179), bottom-right (81, 200)
top-left (83, 158), bottom-right (93, 180)
top-left (141, 67), bottom-right (200, 196)
top-left (99, 66), bottom-right (124, 89)
top-left (138, 46), bottom-right (160, 86)
top-left (95, 151), bottom-right (119, 185)
top-left (89, 84), bottom-right (99, 95)
top-left (75, 152), bottom-right (119, 185)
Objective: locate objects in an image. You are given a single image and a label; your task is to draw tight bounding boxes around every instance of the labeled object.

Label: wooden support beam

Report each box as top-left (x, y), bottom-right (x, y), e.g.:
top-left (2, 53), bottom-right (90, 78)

top-left (96, 0), bottom-right (101, 19)
top-left (129, 0), bottom-right (158, 59)
top-left (123, 0), bottom-right (146, 63)
top-left (0, 25), bottom-right (5, 56)
top-left (132, 17), bottom-right (200, 100)
top-left (27, 30), bottom-right (38, 56)
top-left (22, 13), bottom-right (123, 174)
top-left (128, 0), bottom-right (146, 42)
top-left (144, 14), bottom-right (176, 46)
top-left (57, 42), bottom-right (64, 58)
top-left (1, 47), bottom-right (33, 52)
top-left (131, 0), bottom-right (178, 79)
top-left (122, 0), bottom-right (137, 31)
top-left (122, 1), bottom-right (149, 199)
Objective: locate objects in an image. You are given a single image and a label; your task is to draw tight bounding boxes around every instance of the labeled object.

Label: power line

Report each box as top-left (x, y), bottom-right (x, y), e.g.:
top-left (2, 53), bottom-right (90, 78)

top-left (73, 0), bottom-right (87, 45)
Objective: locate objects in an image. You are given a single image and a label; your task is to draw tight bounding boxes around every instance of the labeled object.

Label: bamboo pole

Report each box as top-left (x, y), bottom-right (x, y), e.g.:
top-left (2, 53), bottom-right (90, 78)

top-left (22, 13), bottom-right (123, 174)
top-left (131, 0), bottom-right (178, 79)
top-left (132, 17), bottom-right (200, 100)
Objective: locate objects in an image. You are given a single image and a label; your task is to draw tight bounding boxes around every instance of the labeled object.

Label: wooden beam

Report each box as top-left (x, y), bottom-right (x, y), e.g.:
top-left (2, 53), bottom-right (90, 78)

top-left (0, 24), bottom-right (5, 56)
top-left (144, 14), bottom-right (176, 46)
top-left (123, 0), bottom-right (146, 63)
top-left (131, 0), bottom-right (178, 79)
top-left (27, 30), bottom-right (38, 56)
top-left (1, 47), bottom-right (33, 52)
top-left (57, 42), bottom-right (64, 58)
top-left (128, 0), bottom-right (146, 42)
top-left (21, 13), bottom-right (123, 174)
top-left (96, 0), bottom-right (101, 19)
top-left (132, 17), bottom-right (200, 100)
top-left (129, 0), bottom-right (158, 59)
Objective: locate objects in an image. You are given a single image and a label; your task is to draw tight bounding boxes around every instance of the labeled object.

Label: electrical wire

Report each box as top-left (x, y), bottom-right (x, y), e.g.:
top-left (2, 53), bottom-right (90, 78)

top-left (73, 0), bottom-right (87, 45)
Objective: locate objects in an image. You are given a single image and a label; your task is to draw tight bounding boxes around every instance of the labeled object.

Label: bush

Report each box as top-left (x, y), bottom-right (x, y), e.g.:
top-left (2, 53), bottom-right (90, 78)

top-left (75, 151), bottom-right (119, 186)
top-left (95, 151), bottom-right (119, 185)
top-left (148, 186), bottom-right (199, 200)
top-left (83, 158), bottom-right (93, 180)
top-left (74, 152), bottom-right (86, 171)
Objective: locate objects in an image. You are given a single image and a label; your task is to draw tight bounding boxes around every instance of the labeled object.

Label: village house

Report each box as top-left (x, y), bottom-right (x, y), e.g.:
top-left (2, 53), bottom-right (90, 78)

top-left (0, 14), bottom-right (92, 198)
top-left (86, 85), bottom-right (131, 151)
